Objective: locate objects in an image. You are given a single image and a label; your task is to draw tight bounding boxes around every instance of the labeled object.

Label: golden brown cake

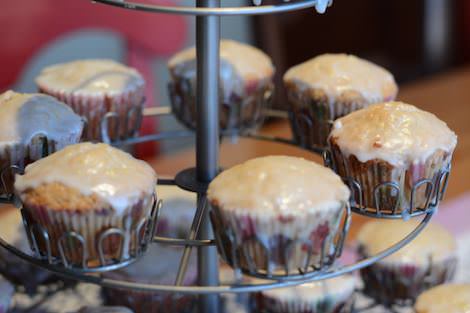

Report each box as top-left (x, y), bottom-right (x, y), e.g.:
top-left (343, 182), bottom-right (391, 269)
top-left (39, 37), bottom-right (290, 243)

top-left (357, 219), bottom-right (457, 304)
top-left (207, 155), bottom-right (350, 274)
top-left (36, 59), bottom-right (145, 141)
top-left (168, 39), bottom-right (275, 131)
top-left (284, 53), bottom-right (397, 149)
top-left (0, 90), bottom-right (83, 194)
top-left (14, 142), bottom-right (157, 267)
top-left (415, 284), bottom-right (470, 313)
top-left (329, 101), bottom-right (457, 215)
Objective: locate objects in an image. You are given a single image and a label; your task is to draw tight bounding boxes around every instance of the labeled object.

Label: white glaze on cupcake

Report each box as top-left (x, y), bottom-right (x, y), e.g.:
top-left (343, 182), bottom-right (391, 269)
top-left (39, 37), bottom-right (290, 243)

top-left (283, 54), bottom-right (397, 104)
top-left (14, 142), bottom-right (157, 212)
top-left (0, 90), bottom-right (83, 153)
top-left (415, 284), bottom-right (470, 313)
top-left (329, 101), bottom-right (457, 168)
top-left (207, 156), bottom-right (350, 239)
top-left (357, 219), bottom-right (456, 266)
top-left (168, 39), bottom-right (274, 99)
top-left (261, 275), bottom-right (356, 306)
top-left (35, 59), bottom-right (144, 97)
top-left (208, 156), bottom-right (349, 216)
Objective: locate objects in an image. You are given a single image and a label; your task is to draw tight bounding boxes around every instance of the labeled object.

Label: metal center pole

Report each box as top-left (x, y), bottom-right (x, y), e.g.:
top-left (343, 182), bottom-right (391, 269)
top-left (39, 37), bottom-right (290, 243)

top-left (196, 0), bottom-right (220, 312)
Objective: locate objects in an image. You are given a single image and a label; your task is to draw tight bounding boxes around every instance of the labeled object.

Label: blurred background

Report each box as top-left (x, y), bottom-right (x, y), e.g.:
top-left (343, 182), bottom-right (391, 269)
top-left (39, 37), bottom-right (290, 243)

top-left (1, 0), bottom-right (469, 154)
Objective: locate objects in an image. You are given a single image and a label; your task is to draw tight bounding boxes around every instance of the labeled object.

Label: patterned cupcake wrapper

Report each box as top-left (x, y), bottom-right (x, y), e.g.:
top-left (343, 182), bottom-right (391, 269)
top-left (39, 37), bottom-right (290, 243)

top-left (168, 76), bottom-right (273, 131)
top-left (102, 288), bottom-right (196, 313)
top-left (0, 133), bottom-right (81, 195)
top-left (358, 251), bottom-right (457, 305)
top-left (210, 203), bottom-right (348, 275)
top-left (286, 85), bottom-right (374, 149)
top-left (329, 141), bottom-right (453, 215)
top-left (21, 195), bottom-right (155, 268)
top-left (38, 84), bottom-right (144, 142)
top-left (252, 292), bottom-right (355, 313)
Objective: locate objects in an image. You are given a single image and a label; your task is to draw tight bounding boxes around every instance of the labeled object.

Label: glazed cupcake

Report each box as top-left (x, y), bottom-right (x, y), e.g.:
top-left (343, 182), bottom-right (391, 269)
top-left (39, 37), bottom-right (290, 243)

top-left (207, 156), bottom-right (350, 275)
top-left (284, 53), bottom-right (397, 149)
top-left (36, 59), bottom-right (145, 141)
top-left (252, 275), bottom-right (356, 313)
top-left (415, 284), bottom-right (470, 313)
top-left (0, 207), bottom-right (58, 293)
top-left (168, 39), bottom-right (275, 131)
top-left (328, 102), bottom-right (457, 216)
top-left (102, 245), bottom-right (197, 313)
top-left (0, 90), bottom-right (83, 195)
top-left (0, 275), bottom-right (14, 313)
top-left (14, 142), bottom-right (157, 268)
top-left (357, 219), bottom-right (457, 305)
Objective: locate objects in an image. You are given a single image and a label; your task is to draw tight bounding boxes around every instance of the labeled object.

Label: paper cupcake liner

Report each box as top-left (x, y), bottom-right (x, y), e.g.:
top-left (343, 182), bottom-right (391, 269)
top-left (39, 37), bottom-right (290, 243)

top-left (169, 76), bottom-right (273, 131)
top-left (38, 85), bottom-right (144, 142)
top-left (0, 133), bottom-right (81, 195)
top-left (102, 289), bottom-right (196, 313)
top-left (286, 84), bottom-right (377, 149)
top-left (210, 203), bottom-right (346, 275)
top-left (21, 194), bottom-right (155, 268)
top-left (252, 292), bottom-right (355, 313)
top-left (329, 140), bottom-right (453, 215)
top-left (358, 250), bottom-right (457, 304)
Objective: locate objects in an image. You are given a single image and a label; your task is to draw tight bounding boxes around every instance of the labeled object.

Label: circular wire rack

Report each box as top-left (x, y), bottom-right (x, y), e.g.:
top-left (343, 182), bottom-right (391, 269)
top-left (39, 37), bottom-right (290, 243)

top-left (0, 106), bottom-right (438, 294)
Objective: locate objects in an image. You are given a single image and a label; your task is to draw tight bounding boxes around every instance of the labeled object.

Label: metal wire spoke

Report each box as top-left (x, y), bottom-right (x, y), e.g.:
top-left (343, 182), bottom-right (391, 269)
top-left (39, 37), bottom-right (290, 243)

top-left (175, 195), bottom-right (209, 285)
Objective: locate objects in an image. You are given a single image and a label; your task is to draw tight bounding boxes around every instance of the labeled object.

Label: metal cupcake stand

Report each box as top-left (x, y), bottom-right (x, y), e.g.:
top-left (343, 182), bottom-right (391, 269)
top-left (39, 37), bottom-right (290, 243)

top-left (0, 1), bottom-right (449, 313)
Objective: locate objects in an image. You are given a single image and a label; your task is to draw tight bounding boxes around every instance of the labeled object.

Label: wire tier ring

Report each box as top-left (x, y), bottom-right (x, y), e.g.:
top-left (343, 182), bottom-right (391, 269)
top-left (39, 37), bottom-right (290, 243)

top-left (92, 0), bottom-right (328, 16)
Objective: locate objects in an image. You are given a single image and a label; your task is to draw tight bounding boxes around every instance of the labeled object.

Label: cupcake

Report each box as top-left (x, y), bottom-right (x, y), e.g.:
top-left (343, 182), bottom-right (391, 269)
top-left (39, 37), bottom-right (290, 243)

top-left (284, 53), bottom-right (397, 149)
top-left (328, 102), bottom-right (457, 216)
top-left (76, 306), bottom-right (134, 313)
top-left (36, 59), bottom-right (145, 141)
top-left (415, 284), bottom-right (470, 313)
top-left (0, 275), bottom-right (14, 313)
top-left (14, 142), bottom-right (157, 268)
top-left (207, 156), bottom-right (350, 275)
top-left (168, 39), bottom-right (274, 131)
top-left (102, 245), bottom-right (197, 313)
top-left (357, 219), bottom-right (457, 305)
top-left (0, 90), bottom-right (83, 195)
top-left (252, 275), bottom-right (356, 313)
top-left (0, 206), bottom-right (58, 293)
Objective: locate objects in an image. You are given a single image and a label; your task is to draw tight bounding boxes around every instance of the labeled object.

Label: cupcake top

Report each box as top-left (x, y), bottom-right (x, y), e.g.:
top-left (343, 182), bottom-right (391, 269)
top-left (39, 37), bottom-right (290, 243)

top-left (76, 307), bottom-right (134, 313)
top-left (283, 53), bottom-right (397, 103)
top-left (168, 39), bottom-right (274, 84)
top-left (329, 101), bottom-right (457, 167)
top-left (357, 219), bottom-right (456, 266)
top-left (35, 59), bottom-right (145, 96)
top-left (415, 284), bottom-right (470, 313)
top-left (207, 156), bottom-right (350, 216)
top-left (14, 142), bottom-right (157, 212)
top-left (0, 90), bottom-right (83, 148)
top-left (260, 275), bottom-right (356, 304)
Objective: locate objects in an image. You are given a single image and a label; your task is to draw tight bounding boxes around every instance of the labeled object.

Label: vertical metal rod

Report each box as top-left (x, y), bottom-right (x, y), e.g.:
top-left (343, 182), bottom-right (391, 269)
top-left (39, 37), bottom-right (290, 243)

top-left (196, 0), bottom-right (220, 312)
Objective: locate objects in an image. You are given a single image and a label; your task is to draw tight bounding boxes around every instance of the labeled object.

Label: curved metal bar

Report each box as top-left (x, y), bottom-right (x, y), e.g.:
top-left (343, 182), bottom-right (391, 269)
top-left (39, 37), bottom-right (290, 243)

top-left (153, 236), bottom-right (215, 247)
top-left (93, 0), bottom-right (322, 16)
top-left (0, 211), bottom-right (434, 294)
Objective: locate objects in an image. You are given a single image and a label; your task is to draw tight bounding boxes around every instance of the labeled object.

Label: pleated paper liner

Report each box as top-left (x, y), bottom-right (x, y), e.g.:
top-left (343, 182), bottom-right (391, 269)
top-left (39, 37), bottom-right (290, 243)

top-left (169, 76), bottom-right (273, 131)
top-left (20, 194), bottom-right (156, 269)
top-left (38, 85), bottom-right (144, 142)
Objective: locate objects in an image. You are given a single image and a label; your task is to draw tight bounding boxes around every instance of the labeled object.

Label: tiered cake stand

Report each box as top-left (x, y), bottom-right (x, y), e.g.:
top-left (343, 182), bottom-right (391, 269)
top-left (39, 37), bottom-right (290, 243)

top-left (0, 1), bottom-right (447, 313)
